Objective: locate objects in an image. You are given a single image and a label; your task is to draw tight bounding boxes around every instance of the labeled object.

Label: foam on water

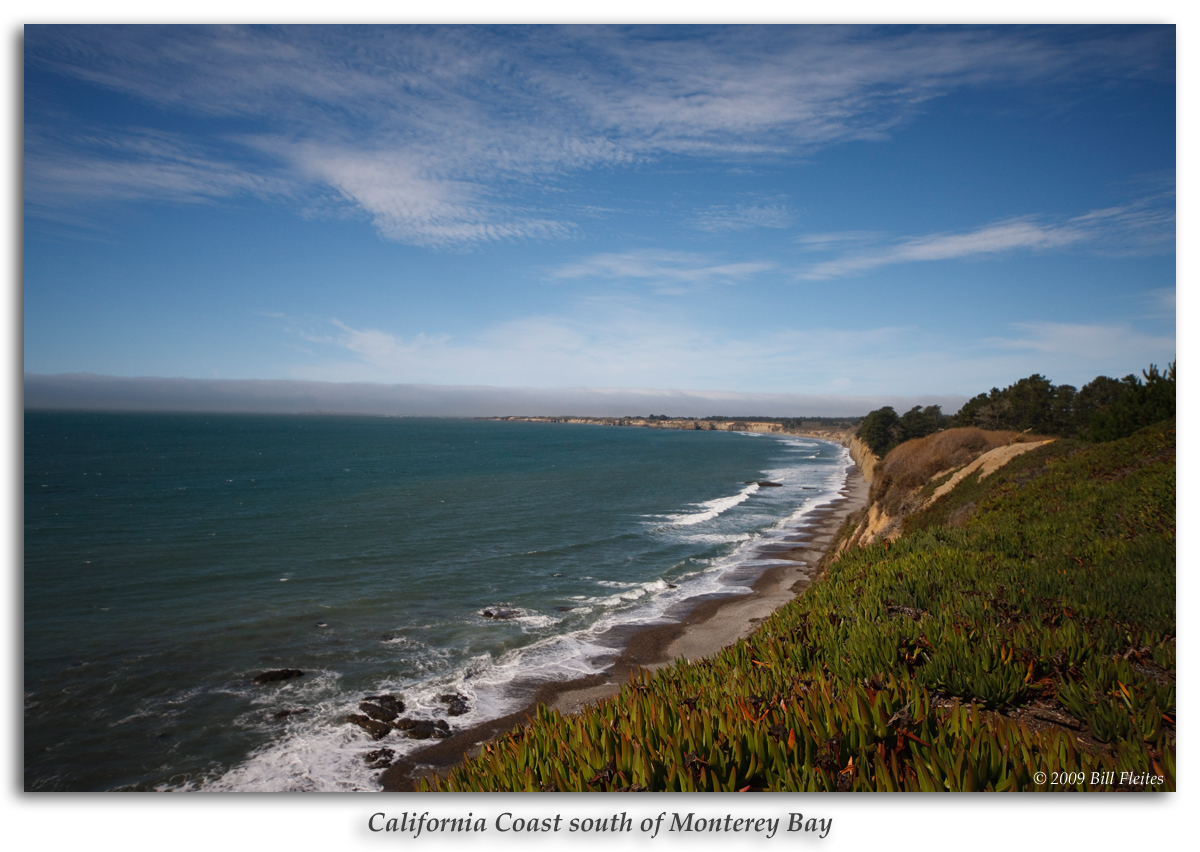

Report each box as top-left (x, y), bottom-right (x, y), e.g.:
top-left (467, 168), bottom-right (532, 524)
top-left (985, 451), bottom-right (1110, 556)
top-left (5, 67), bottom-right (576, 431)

top-left (26, 414), bottom-right (851, 792)
top-left (657, 482), bottom-right (760, 527)
top-left (194, 437), bottom-right (853, 792)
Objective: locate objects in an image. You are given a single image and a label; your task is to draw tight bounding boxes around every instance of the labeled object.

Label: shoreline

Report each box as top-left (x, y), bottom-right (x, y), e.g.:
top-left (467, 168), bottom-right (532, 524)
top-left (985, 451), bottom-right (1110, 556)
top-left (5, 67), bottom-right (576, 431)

top-left (378, 460), bottom-right (869, 792)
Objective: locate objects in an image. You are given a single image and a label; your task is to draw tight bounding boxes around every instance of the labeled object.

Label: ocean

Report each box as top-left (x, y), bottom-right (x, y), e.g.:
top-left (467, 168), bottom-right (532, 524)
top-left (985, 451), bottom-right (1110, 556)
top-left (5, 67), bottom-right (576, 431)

top-left (23, 412), bottom-right (850, 791)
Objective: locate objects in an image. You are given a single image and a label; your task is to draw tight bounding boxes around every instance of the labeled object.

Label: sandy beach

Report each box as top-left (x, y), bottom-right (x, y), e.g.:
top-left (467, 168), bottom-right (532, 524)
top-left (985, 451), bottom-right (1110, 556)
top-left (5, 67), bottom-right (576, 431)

top-left (379, 462), bottom-right (869, 792)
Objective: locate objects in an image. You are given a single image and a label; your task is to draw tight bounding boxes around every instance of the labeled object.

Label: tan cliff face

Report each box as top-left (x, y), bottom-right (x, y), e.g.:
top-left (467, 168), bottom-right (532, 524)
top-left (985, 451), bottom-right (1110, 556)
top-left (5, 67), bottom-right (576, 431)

top-left (837, 430), bottom-right (1053, 552)
top-left (844, 435), bottom-right (878, 484)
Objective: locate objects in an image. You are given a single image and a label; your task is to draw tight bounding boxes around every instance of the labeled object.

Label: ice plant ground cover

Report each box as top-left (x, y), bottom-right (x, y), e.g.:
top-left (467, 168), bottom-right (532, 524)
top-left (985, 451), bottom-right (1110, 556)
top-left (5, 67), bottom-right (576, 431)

top-left (429, 422), bottom-right (1175, 791)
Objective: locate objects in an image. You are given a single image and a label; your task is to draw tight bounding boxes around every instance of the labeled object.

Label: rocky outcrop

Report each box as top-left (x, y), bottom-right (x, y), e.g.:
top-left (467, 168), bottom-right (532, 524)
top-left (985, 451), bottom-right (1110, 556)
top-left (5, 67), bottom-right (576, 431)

top-left (360, 701), bottom-right (400, 724)
top-left (364, 748), bottom-right (395, 769)
top-left (252, 668), bottom-right (304, 685)
top-left (272, 708), bottom-right (309, 719)
top-left (481, 609), bottom-right (519, 619)
top-left (346, 688), bottom-right (457, 741)
top-left (364, 694), bottom-right (405, 713)
top-left (393, 718), bottom-right (451, 739)
top-left (348, 713), bottom-right (392, 739)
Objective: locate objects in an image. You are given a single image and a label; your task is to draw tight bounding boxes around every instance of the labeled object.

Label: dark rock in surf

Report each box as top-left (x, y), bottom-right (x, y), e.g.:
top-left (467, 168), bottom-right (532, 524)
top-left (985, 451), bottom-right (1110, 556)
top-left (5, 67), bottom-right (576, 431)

top-left (439, 693), bottom-right (469, 716)
top-left (253, 668), bottom-right (304, 685)
top-left (273, 708), bottom-right (310, 719)
top-left (400, 719), bottom-right (451, 740)
top-left (481, 609), bottom-right (519, 620)
top-left (347, 713), bottom-right (391, 740)
top-left (364, 694), bottom-right (405, 714)
top-left (756, 481), bottom-right (783, 487)
top-left (360, 702), bottom-right (399, 723)
top-left (364, 748), bottom-right (395, 769)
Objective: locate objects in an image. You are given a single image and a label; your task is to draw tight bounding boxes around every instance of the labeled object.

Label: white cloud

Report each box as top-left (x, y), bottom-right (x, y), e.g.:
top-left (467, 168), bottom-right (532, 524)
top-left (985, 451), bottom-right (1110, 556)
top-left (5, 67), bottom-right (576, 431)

top-left (286, 301), bottom-right (907, 391)
top-left (795, 231), bottom-right (884, 250)
top-left (549, 250), bottom-right (775, 293)
top-left (288, 145), bottom-right (573, 247)
top-left (1066, 194), bottom-right (1176, 255)
top-left (1144, 288), bottom-right (1176, 317)
top-left (799, 218), bottom-right (1085, 280)
top-left (24, 127), bottom-right (291, 209)
top-left (688, 204), bottom-right (791, 232)
top-left (797, 197), bottom-right (1175, 280)
top-left (279, 303), bottom-right (1175, 398)
top-left (986, 322), bottom-right (1175, 363)
top-left (25, 25), bottom-right (1173, 246)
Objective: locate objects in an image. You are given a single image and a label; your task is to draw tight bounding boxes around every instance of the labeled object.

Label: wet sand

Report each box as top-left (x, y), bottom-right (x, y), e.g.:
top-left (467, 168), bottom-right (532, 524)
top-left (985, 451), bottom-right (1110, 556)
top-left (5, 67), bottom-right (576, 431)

top-left (379, 464), bottom-right (869, 792)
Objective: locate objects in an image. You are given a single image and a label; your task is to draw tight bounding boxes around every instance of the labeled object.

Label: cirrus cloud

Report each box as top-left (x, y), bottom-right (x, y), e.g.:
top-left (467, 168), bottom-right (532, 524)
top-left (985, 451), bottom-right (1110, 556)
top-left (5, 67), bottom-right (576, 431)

top-left (25, 25), bottom-right (1173, 247)
top-left (796, 192), bottom-right (1175, 280)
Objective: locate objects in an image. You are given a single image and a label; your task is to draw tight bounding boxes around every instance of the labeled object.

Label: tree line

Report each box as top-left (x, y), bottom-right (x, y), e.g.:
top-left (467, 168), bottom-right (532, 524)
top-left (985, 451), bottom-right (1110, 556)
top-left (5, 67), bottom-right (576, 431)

top-left (857, 362), bottom-right (1175, 458)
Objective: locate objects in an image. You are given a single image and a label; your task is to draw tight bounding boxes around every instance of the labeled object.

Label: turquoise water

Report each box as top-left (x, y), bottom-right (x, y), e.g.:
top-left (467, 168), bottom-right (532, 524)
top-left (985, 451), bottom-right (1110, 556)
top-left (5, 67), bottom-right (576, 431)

top-left (24, 412), bottom-right (849, 791)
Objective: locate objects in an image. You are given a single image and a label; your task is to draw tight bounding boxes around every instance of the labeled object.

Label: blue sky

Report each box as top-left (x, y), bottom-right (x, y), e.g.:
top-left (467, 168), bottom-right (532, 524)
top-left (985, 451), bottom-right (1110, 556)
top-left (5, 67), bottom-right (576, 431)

top-left (23, 24), bottom-right (1176, 402)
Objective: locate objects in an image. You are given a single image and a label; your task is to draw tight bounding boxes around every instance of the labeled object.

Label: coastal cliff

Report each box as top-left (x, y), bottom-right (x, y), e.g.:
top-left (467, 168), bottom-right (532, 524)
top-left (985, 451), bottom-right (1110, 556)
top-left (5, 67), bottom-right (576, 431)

top-left (843, 434), bottom-right (878, 484)
top-left (426, 421), bottom-right (1175, 792)
top-left (837, 428), bottom-right (1052, 551)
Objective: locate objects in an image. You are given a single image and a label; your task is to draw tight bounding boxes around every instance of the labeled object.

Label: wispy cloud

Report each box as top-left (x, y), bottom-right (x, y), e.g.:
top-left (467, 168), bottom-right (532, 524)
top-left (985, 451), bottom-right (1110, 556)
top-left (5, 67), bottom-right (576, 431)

top-left (795, 231), bottom-right (888, 250)
top-left (287, 145), bottom-right (574, 247)
top-left (796, 195), bottom-right (1175, 280)
top-left (549, 250), bottom-right (775, 294)
top-left (25, 25), bottom-right (1173, 247)
top-left (1142, 288), bottom-right (1176, 318)
top-left (986, 321), bottom-right (1175, 363)
top-left (1066, 194), bottom-right (1176, 256)
top-left (287, 304), bottom-right (906, 391)
top-left (688, 204), bottom-right (791, 232)
top-left (798, 218), bottom-right (1084, 279)
top-left (275, 301), bottom-right (1175, 398)
top-left (24, 127), bottom-right (292, 208)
